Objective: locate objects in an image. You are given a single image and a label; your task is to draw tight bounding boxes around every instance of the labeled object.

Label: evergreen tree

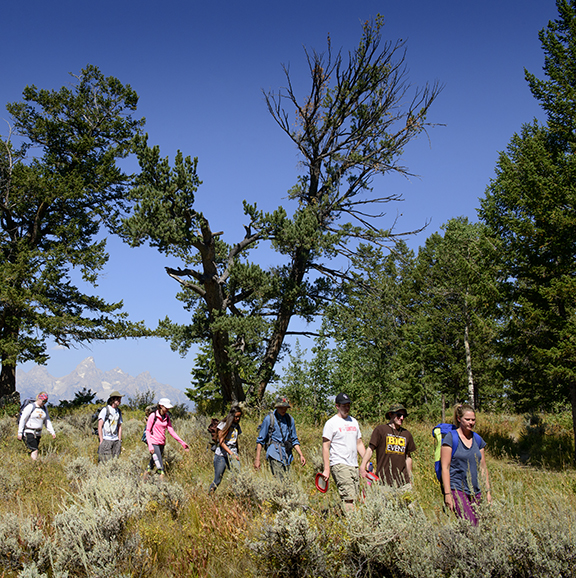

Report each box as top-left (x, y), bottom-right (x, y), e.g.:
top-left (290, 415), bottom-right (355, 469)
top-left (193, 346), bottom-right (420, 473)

top-left (479, 0), bottom-right (576, 460)
top-left (0, 66), bottom-right (147, 398)
top-left (407, 218), bottom-right (501, 410)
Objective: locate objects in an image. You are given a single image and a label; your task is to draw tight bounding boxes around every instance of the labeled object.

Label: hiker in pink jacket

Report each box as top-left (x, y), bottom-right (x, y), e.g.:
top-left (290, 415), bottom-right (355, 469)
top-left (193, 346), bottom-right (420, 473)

top-left (144, 398), bottom-right (189, 479)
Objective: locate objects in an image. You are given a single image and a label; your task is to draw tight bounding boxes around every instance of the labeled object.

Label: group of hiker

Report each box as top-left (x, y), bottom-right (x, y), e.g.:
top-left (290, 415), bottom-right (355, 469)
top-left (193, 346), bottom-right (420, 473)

top-left (17, 391), bottom-right (190, 480)
top-left (213, 392), bottom-right (490, 525)
top-left (17, 389), bottom-right (491, 525)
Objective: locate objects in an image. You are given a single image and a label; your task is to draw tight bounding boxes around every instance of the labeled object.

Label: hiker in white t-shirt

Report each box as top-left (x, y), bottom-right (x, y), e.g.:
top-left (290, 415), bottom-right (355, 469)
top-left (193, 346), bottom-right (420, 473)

top-left (17, 392), bottom-right (56, 461)
top-left (97, 391), bottom-right (123, 463)
top-left (321, 392), bottom-right (365, 511)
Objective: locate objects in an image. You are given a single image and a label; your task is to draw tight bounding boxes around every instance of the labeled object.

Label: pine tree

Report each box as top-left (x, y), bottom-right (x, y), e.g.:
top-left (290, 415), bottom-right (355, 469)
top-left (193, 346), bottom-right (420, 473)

top-left (479, 0), bottom-right (576, 461)
top-left (0, 66), bottom-right (147, 398)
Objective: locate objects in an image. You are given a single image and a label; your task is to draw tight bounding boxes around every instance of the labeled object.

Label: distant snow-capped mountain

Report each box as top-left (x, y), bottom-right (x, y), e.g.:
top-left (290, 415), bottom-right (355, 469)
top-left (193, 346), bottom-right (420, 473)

top-left (16, 357), bottom-right (191, 408)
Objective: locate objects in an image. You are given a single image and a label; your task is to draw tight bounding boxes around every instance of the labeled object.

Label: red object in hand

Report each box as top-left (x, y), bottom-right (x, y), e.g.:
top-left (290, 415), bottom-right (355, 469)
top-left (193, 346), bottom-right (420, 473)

top-left (315, 473), bottom-right (328, 493)
top-left (365, 471), bottom-right (379, 484)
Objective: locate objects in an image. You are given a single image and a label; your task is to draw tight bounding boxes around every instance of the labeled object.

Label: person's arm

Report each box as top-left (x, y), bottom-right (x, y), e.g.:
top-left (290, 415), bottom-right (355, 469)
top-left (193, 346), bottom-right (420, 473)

top-left (218, 428), bottom-right (239, 461)
top-left (167, 420), bottom-right (189, 450)
top-left (321, 438), bottom-right (331, 480)
top-left (254, 417), bottom-right (269, 469)
top-left (254, 443), bottom-right (263, 469)
top-left (440, 444), bottom-right (454, 511)
top-left (405, 455), bottom-right (413, 481)
top-left (146, 413), bottom-right (155, 453)
top-left (17, 404), bottom-right (34, 440)
top-left (293, 444), bottom-right (306, 466)
top-left (45, 414), bottom-right (56, 438)
top-left (98, 418), bottom-right (104, 445)
top-left (359, 446), bottom-right (373, 479)
top-left (357, 438), bottom-right (366, 461)
top-left (479, 448), bottom-right (491, 503)
top-left (117, 422), bottom-right (122, 443)
top-left (289, 419), bottom-right (305, 465)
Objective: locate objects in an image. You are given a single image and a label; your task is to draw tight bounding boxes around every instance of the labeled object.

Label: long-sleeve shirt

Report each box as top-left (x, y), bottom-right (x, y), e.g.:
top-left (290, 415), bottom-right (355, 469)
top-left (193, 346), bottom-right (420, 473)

top-left (256, 410), bottom-right (300, 464)
top-left (18, 402), bottom-right (55, 437)
top-left (145, 410), bottom-right (186, 452)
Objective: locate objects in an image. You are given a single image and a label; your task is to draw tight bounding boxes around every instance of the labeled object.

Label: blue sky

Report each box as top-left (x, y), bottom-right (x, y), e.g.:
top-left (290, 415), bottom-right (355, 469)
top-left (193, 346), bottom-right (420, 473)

top-left (2, 0), bottom-right (557, 392)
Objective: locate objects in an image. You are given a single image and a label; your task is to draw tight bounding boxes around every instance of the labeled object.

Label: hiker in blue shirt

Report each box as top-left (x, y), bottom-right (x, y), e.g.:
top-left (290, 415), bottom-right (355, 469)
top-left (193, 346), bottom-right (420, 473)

top-left (254, 396), bottom-right (306, 477)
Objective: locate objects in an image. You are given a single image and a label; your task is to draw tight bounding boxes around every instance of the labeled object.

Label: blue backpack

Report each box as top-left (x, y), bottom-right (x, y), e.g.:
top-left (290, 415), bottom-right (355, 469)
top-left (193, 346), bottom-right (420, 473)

top-left (432, 423), bottom-right (481, 483)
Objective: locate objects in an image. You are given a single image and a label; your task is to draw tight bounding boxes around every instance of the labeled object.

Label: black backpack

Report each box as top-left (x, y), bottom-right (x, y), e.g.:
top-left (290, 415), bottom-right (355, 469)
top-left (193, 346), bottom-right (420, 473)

top-left (91, 406), bottom-right (122, 436)
top-left (18, 398), bottom-right (36, 422)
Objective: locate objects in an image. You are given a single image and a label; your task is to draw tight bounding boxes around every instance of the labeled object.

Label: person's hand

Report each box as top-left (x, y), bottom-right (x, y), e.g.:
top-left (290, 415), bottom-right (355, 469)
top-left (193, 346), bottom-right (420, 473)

top-left (486, 490), bottom-right (492, 504)
top-left (359, 466), bottom-right (367, 479)
top-left (300, 454), bottom-right (306, 466)
top-left (51, 433), bottom-right (56, 439)
top-left (254, 457), bottom-right (261, 470)
top-left (183, 444), bottom-right (189, 451)
top-left (321, 468), bottom-right (330, 481)
top-left (17, 433), bottom-right (22, 441)
top-left (149, 448), bottom-right (154, 454)
top-left (233, 453), bottom-right (240, 461)
top-left (444, 492), bottom-right (454, 512)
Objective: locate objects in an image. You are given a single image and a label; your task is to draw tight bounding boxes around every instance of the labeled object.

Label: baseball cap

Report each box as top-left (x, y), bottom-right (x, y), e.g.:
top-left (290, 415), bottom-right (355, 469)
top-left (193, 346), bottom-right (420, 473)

top-left (335, 392), bottom-right (351, 405)
top-left (158, 398), bottom-right (174, 409)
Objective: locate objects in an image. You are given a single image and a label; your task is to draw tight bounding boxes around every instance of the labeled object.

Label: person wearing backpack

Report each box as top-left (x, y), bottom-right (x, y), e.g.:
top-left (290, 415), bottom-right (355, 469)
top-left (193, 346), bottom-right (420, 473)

top-left (17, 392), bottom-right (56, 461)
top-left (97, 391), bottom-right (123, 463)
top-left (440, 403), bottom-right (492, 526)
top-left (359, 403), bottom-right (416, 490)
top-left (254, 396), bottom-right (306, 478)
top-left (208, 406), bottom-right (243, 493)
top-left (144, 398), bottom-right (189, 480)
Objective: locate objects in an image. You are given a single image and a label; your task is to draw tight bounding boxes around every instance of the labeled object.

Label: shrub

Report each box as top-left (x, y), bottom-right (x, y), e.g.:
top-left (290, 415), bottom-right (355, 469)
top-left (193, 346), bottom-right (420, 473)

top-left (0, 416), bottom-right (15, 441)
top-left (0, 513), bottom-right (49, 572)
top-left (249, 509), bottom-right (326, 578)
top-left (230, 466), bottom-right (309, 513)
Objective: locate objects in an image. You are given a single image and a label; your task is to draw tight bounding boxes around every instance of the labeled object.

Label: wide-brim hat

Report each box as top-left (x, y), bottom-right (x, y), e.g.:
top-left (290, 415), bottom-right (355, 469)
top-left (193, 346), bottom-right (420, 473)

top-left (108, 391), bottom-right (122, 398)
top-left (158, 398), bottom-right (174, 409)
top-left (385, 404), bottom-right (408, 419)
top-left (275, 396), bottom-right (291, 408)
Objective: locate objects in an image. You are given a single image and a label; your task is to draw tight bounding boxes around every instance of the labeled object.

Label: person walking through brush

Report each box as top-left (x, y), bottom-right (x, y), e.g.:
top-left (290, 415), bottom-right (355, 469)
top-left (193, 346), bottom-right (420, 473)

top-left (145, 398), bottom-right (189, 479)
top-left (97, 390), bottom-right (123, 463)
top-left (359, 403), bottom-right (416, 489)
top-left (441, 403), bottom-right (492, 526)
top-left (254, 396), bottom-right (306, 478)
top-left (321, 393), bottom-right (366, 511)
top-left (17, 392), bottom-right (56, 461)
top-left (209, 406), bottom-right (243, 493)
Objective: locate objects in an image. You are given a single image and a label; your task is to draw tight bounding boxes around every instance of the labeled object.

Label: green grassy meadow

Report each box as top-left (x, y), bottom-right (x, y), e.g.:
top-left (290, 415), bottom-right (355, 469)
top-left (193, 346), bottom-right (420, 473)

top-left (1, 407), bottom-right (575, 577)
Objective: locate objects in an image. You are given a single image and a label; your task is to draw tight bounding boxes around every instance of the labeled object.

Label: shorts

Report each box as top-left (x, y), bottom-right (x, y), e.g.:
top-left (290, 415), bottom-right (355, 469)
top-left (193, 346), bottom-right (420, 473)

top-left (23, 432), bottom-right (41, 453)
top-left (331, 463), bottom-right (360, 501)
top-left (98, 439), bottom-right (122, 463)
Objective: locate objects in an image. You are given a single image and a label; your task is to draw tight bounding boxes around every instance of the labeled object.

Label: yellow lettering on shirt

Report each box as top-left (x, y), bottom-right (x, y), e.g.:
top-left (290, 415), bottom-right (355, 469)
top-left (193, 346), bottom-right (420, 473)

top-left (385, 434), bottom-right (406, 455)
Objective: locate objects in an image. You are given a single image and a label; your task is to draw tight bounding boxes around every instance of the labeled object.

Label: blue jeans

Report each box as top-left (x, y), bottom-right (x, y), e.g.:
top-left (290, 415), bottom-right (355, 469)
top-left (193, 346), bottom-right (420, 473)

top-left (209, 453), bottom-right (235, 492)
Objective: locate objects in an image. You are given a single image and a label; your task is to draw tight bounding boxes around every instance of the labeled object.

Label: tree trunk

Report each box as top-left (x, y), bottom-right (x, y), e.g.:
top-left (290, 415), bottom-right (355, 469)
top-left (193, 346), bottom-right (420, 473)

top-left (0, 359), bottom-right (16, 399)
top-left (211, 329), bottom-right (245, 404)
top-left (570, 383), bottom-right (576, 465)
top-left (464, 322), bottom-right (475, 409)
top-left (255, 247), bottom-right (309, 401)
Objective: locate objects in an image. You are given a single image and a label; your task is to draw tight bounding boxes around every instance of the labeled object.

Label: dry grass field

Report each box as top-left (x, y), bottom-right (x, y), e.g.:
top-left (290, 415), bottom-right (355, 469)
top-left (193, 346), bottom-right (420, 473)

top-left (1, 407), bottom-right (575, 577)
